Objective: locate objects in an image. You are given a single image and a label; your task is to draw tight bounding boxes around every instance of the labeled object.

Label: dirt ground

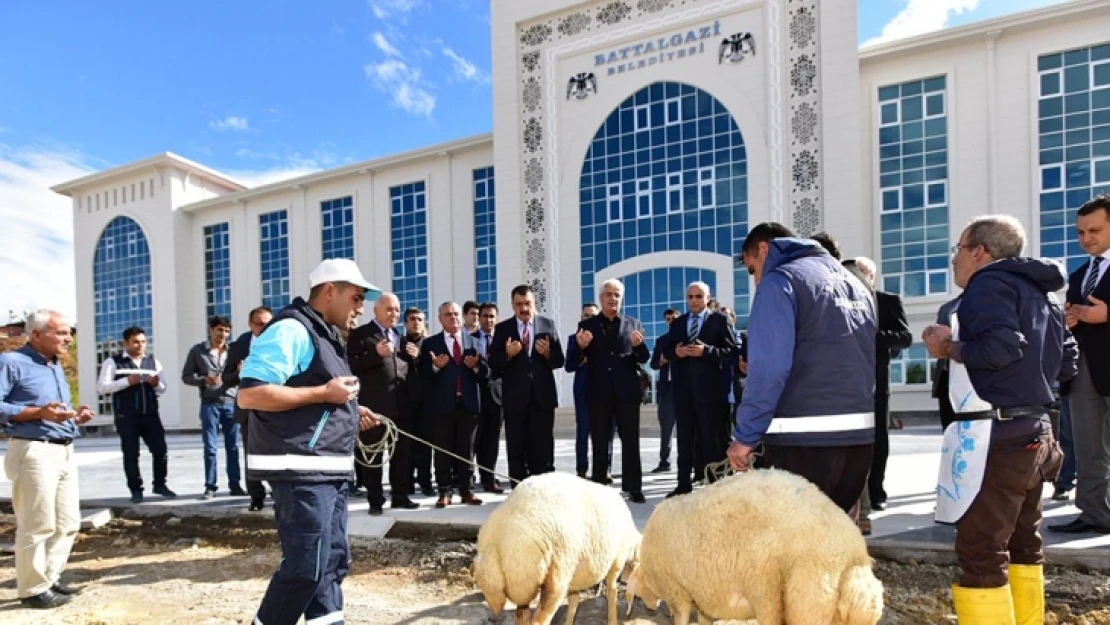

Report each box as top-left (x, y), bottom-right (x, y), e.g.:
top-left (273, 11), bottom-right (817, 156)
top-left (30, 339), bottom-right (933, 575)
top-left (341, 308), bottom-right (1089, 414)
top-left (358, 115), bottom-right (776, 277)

top-left (0, 513), bottom-right (1107, 625)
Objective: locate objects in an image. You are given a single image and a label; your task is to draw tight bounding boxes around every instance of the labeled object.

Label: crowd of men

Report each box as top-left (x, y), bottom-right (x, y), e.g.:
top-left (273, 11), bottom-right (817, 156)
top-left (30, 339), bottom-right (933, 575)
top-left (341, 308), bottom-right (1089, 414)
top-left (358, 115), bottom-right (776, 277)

top-left (1, 196), bottom-right (1107, 623)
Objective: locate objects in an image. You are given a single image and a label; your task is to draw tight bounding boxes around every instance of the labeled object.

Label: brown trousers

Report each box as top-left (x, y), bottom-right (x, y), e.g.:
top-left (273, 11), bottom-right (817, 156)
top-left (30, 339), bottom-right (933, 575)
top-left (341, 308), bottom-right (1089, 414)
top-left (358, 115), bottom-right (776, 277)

top-left (763, 444), bottom-right (874, 518)
top-left (955, 429), bottom-right (1063, 588)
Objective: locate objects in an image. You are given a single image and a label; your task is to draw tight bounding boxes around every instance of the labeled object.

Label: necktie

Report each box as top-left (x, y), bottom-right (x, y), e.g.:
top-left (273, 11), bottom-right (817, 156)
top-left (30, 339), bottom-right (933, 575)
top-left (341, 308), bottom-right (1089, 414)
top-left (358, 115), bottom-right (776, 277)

top-left (522, 324), bottom-right (531, 356)
top-left (452, 334), bottom-right (463, 394)
top-left (1083, 256), bottom-right (1104, 300)
top-left (688, 313), bottom-right (701, 342)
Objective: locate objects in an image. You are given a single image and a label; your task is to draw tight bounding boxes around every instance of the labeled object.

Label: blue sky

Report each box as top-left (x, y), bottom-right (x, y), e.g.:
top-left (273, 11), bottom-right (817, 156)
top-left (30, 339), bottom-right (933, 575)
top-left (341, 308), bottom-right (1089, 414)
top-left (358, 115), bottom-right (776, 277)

top-left (0, 0), bottom-right (1068, 320)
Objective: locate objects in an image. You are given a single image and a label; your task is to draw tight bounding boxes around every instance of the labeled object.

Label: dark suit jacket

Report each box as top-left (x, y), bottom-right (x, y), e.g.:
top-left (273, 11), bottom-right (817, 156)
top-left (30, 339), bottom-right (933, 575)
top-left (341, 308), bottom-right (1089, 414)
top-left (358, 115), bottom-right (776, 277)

top-left (931, 297), bottom-right (960, 425)
top-left (472, 329), bottom-right (502, 407)
top-left (663, 310), bottom-right (738, 403)
top-left (1068, 260), bottom-right (1110, 396)
top-left (223, 331), bottom-right (252, 423)
top-left (488, 316), bottom-right (565, 411)
top-left (875, 290), bottom-right (913, 396)
top-left (565, 333), bottom-right (589, 401)
top-left (399, 334), bottom-right (427, 405)
top-left (420, 331), bottom-right (489, 416)
top-left (575, 313), bottom-right (650, 404)
top-left (649, 334), bottom-right (673, 399)
top-left (348, 320), bottom-right (411, 421)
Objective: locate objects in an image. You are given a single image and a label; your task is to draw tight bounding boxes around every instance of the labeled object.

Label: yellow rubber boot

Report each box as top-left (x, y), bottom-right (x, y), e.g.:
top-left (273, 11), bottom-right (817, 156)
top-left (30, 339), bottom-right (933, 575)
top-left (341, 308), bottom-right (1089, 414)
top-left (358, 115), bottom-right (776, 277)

top-left (951, 584), bottom-right (1016, 625)
top-left (1008, 564), bottom-right (1045, 625)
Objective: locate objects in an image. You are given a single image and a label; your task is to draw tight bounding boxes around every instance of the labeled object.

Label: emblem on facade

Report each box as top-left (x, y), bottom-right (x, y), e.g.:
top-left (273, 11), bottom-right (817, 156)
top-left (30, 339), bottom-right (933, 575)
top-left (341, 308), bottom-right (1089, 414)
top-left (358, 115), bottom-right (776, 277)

top-left (718, 32), bottom-right (756, 64)
top-left (567, 72), bottom-right (598, 100)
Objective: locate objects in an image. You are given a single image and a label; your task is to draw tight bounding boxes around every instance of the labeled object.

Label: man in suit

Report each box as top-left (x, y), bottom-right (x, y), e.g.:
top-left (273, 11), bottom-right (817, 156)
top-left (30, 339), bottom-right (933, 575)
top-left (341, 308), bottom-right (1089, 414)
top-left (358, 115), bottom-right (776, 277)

top-left (649, 308), bottom-right (680, 473)
top-left (1051, 195), bottom-right (1110, 535)
top-left (567, 303), bottom-right (618, 480)
top-left (664, 281), bottom-right (738, 497)
top-left (845, 256), bottom-right (913, 511)
top-left (472, 302), bottom-right (505, 494)
top-left (420, 302), bottom-right (490, 508)
top-left (223, 306), bottom-right (272, 511)
top-left (573, 279), bottom-right (649, 502)
top-left (348, 293), bottom-right (420, 515)
top-left (931, 296), bottom-right (962, 432)
top-left (399, 307), bottom-right (435, 496)
top-left (488, 284), bottom-right (566, 485)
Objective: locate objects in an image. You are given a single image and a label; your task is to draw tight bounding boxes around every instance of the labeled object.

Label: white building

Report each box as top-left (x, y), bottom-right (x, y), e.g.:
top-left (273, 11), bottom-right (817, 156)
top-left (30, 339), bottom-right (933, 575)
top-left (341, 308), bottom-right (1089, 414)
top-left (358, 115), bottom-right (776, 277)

top-left (53, 0), bottom-right (1110, 429)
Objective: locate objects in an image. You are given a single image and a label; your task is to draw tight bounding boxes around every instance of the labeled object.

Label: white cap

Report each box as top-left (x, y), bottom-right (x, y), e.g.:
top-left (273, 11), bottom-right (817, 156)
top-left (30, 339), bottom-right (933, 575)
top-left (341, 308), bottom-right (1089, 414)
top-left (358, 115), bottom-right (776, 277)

top-left (308, 259), bottom-right (380, 293)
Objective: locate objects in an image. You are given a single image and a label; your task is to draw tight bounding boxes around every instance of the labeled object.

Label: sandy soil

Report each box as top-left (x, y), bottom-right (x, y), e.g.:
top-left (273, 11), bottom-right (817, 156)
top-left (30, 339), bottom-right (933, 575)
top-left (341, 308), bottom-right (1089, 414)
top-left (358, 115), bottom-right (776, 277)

top-left (0, 513), bottom-right (1107, 624)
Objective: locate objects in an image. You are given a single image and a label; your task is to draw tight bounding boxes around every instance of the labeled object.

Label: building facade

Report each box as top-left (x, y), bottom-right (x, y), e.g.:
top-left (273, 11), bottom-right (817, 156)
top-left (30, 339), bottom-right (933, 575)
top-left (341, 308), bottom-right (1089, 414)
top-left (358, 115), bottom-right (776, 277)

top-left (53, 0), bottom-right (1110, 429)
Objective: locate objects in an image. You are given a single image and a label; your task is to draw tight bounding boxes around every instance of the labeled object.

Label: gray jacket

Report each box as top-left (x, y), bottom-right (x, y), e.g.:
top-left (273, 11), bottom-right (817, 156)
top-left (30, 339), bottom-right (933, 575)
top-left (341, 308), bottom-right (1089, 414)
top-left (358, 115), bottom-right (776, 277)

top-left (181, 340), bottom-right (236, 404)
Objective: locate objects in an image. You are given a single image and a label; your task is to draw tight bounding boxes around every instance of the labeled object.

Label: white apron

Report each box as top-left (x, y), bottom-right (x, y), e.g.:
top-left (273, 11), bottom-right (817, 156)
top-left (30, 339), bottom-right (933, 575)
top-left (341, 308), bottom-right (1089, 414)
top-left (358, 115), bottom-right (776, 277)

top-left (935, 310), bottom-right (994, 524)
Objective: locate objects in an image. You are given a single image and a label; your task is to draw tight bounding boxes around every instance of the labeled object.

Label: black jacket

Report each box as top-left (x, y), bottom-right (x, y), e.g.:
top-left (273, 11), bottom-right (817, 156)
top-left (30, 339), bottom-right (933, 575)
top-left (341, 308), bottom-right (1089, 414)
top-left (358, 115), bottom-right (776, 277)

top-left (1067, 258), bottom-right (1110, 396)
top-left (488, 316), bottom-right (565, 411)
top-left (575, 313), bottom-right (650, 404)
top-left (663, 310), bottom-right (737, 403)
top-left (347, 320), bottom-right (411, 421)
top-left (875, 290), bottom-right (913, 396)
top-left (222, 331), bottom-right (252, 423)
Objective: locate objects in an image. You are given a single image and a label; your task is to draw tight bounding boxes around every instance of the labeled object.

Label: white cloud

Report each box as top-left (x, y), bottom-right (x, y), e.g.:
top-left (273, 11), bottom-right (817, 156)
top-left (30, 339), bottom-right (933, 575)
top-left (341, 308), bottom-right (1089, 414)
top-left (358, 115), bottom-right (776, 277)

top-left (226, 166), bottom-right (323, 188)
top-left (209, 116), bottom-right (250, 132)
top-left (370, 0), bottom-right (420, 20)
top-left (862, 0), bottom-right (979, 47)
top-left (0, 144), bottom-right (97, 321)
top-left (364, 60), bottom-right (436, 118)
top-left (372, 32), bottom-right (403, 58)
top-left (442, 47), bottom-right (490, 84)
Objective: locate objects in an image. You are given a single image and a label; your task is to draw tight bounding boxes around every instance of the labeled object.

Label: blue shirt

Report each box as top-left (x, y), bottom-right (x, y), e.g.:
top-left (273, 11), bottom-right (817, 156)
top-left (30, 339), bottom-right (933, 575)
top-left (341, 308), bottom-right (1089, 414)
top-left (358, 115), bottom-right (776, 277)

top-left (240, 319), bottom-right (317, 388)
top-left (686, 309), bottom-right (708, 338)
top-left (0, 344), bottom-right (81, 440)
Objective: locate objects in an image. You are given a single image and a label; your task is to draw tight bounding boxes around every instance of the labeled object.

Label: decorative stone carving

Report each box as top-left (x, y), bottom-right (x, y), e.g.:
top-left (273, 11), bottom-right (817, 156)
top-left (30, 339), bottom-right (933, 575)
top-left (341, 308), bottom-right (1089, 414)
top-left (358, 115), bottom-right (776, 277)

top-left (789, 54), bottom-right (816, 97)
top-left (529, 277), bottom-right (549, 310)
top-left (523, 118), bottom-right (543, 153)
top-left (525, 198), bottom-right (545, 233)
top-left (524, 158), bottom-right (544, 194)
top-left (557, 12), bottom-right (591, 38)
top-left (520, 23), bottom-right (552, 48)
top-left (521, 51), bottom-right (540, 74)
top-left (526, 239), bottom-right (546, 273)
top-left (596, 1), bottom-right (632, 25)
top-left (789, 6), bottom-right (816, 50)
top-left (786, 0), bottom-right (822, 234)
top-left (791, 102), bottom-right (817, 145)
top-left (523, 77), bottom-right (541, 112)
top-left (792, 198), bottom-right (819, 237)
top-left (792, 150), bottom-right (819, 192)
top-left (637, 0), bottom-right (671, 14)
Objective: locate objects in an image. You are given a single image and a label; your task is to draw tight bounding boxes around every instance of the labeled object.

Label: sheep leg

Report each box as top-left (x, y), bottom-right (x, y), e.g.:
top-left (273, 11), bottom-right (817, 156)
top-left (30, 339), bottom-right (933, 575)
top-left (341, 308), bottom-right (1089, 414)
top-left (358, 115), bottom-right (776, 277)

top-left (531, 573), bottom-right (570, 625)
top-left (564, 591), bottom-right (580, 625)
top-left (514, 604), bottom-right (532, 625)
top-left (671, 600), bottom-right (694, 625)
top-left (604, 566), bottom-right (621, 625)
top-left (697, 612), bottom-right (714, 625)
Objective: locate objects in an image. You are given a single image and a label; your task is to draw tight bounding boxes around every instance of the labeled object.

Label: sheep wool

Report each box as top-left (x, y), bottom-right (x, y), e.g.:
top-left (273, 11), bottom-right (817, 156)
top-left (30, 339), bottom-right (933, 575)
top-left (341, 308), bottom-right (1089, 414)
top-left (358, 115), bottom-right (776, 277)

top-left (626, 468), bottom-right (884, 625)
top-left (472, 471), bottom-right (642, 625)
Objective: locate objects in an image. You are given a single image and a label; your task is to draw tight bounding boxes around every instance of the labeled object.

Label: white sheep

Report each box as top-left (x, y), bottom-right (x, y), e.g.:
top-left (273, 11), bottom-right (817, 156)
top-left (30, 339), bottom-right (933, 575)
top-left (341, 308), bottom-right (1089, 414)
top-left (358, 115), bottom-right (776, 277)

top-left (626, 468), bottom-right (884, 625)
top-left (472, 471), bottom-right (641, 625)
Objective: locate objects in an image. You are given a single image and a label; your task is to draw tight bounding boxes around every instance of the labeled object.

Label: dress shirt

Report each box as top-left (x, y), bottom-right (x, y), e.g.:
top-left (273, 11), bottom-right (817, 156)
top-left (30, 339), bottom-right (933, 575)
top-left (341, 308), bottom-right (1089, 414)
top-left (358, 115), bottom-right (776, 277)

top-left (0, 344), bottom-right (81, 440)
top-left (1083, 253), bottom-right (1108, 293)
top-left (96, 354), bottom-right (167, 396)
top-left (516, 318), bottom-right (535, 357)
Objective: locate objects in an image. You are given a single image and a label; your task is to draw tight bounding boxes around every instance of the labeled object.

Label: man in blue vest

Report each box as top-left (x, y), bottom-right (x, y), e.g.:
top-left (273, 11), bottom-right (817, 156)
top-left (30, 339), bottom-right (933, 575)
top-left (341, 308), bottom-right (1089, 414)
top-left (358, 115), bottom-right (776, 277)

top-left (95, 326), bottom-right (176, 504)
top-left (237, 258), bottom-right (384, 625)
top-left (728, 222), bottom-right (877, 516)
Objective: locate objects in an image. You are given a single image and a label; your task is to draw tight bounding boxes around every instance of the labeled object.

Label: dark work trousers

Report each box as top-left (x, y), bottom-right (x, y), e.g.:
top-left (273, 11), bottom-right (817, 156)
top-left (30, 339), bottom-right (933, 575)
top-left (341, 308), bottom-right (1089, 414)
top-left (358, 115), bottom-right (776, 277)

top-left (503, 398), bottom-right (556, 485)
top-left (240, 418), bottom-right (267, 501)
top-left (676, 400), bottom-right (726, 490)
top-left (955, 429), bottom-right (1062, 588)
top-left (589, 394), bottom-right (642, 493)
top-left (474, 388), bottom-right (503, 487)
top-left (356, 417), bottom-right (412, 506)
top-left (656, 393), bottom-right (676, 466)
top-left (432, 405), bottom-right (479, 496)
top-left (115, 414), bottom-right (169, 493)
top-left (409, 403), bottom-right (433, 489)
top-left (255, 480), bottom-right (349, 625)
top-left (869, 392), bottom-right (892, 505)
top-left (764, 444), bottom-right (874, 517)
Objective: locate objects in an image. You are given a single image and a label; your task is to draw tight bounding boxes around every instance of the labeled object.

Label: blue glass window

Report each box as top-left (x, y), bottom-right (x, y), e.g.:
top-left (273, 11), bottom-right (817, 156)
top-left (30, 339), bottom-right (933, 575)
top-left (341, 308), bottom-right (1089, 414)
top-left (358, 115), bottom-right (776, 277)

top-left (203, 223), bottom-right (231, 319)
top-left (877, 75), bottom-right (950, 298)
top-left (473, 167), bottom-right (498, 304)
top-left (889, 343), bottom-right (937, 386)
top-left (579, 82), bottom-right (751, 325)
top-left (618, 267), bottom-right (717, 356)
top-left (321, 196), bottom-right (354, 260)
top-left (1039, 44), bottom-right (1110, 273)
top-left (391, 181), bottom-right (429, 315)
top-left (259, 210), bottom-right (290, 310)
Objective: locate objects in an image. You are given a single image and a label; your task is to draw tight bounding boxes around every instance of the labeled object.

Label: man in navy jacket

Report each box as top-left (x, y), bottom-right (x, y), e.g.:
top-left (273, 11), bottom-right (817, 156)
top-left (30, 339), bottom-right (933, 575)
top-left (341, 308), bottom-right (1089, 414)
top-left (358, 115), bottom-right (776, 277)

top-left (420, 302), bottom-right (490, 508)
top-left (649, 308), bottom-right (680, 472)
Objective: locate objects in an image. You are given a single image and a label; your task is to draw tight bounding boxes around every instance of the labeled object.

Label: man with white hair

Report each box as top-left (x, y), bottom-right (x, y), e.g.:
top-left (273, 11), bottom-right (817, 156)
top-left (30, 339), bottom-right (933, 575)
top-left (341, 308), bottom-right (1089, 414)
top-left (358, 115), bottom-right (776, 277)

top-left (0, 310), bottom-right (94, 609)
top-left (573, 278), bottom-right (650, 502)
top-left (922, 215), bottom-right (1067, 623)
top-left (664, 280), bottom-right (738, 497)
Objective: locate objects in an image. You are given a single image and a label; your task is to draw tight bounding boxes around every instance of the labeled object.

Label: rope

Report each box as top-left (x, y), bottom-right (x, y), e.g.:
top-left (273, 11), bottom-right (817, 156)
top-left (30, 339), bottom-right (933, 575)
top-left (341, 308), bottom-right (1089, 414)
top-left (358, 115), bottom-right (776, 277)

top-left (704, 444), bottom-right (765, 482)
top-left (355, 415), bottom-right (521, 486)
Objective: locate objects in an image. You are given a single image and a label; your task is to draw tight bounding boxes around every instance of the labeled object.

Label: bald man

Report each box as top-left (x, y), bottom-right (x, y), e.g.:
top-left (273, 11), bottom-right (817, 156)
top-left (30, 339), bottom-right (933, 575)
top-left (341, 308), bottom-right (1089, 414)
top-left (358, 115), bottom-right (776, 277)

top-left (348, 293), bottom-right (420, 515)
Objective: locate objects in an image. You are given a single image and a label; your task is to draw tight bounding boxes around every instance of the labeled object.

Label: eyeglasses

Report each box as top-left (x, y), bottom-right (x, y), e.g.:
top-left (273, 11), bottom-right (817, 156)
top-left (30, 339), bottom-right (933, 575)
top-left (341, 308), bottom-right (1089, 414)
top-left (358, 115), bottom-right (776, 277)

top-left (950, 244), bottom-right (976, 255)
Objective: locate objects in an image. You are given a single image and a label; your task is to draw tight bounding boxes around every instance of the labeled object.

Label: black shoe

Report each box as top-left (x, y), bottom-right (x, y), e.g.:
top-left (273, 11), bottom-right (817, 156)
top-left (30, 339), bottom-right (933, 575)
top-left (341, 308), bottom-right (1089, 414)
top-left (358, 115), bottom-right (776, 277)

top-left (650, 464), bottom-right (671, 473)
top-left (1048, 518), bottom-right (1110, 534)
top-left (392, 499), bottom-right (420, 510)
top-left (129, 490), bottom-right (143, 504)
top-left (420, 486), bottom-right (437, 497)
top-left (482, 482), bottom-right (505, 494)
top-left (20, 589), bottom-right (71, 609)
top-left (1051, 487), bottom-right (1073, 501)
top-left (349, 485), bottom-right (365, 497)
top-left (201, 488), bottom-right (217, 500)
top-left (229, 484), bottom-right (248, 497)
top-left (369, 504), bottom-right (384, 516)
top-left (629, 492), bottom-right (646, 504)
top-left (248, 499), bottom-right (265, 512)
top-left (666, 487), bottom-right (692, 499)
top-left (870, 501), bottom-right (886, 511)
top-left (152, 485), bottom-right (177, 498)
top-left (51, 582), bottom-right (82, 596)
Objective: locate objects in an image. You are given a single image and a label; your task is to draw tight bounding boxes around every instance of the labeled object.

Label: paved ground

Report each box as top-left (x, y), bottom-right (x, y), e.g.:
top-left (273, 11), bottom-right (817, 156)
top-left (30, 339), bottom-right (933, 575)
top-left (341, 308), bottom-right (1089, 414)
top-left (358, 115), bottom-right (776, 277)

top-left (2, 425), bottom-right (1107, 567)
